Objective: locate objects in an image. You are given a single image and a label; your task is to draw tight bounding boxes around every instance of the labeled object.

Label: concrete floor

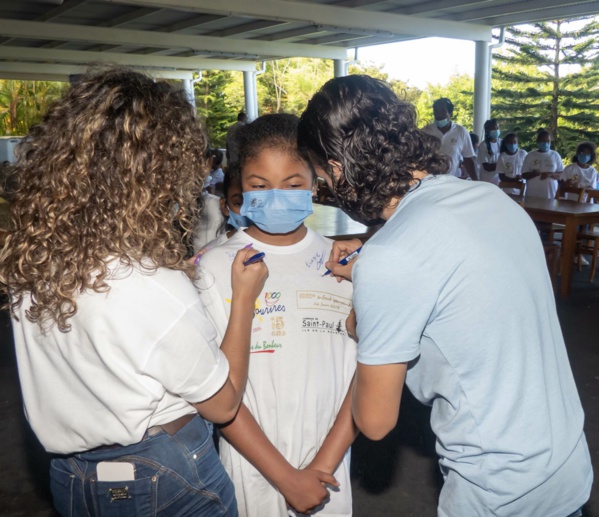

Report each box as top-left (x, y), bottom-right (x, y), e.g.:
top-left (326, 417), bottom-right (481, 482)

top-left (0, 268), bottom-right (597, 517)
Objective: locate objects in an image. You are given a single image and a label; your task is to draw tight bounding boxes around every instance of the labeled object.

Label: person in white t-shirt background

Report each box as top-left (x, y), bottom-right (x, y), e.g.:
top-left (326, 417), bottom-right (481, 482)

top-left (198, 113), bottom-right (357, 517)
top-left (562, 141), bottom-right (598, 199)
top-left (477, 119), bottom-right (502, 185)
top-left (496, 132), bottom-right (528, 194)
top-left (0, 68), bottom-right (269, 517)
top-left (423, 97), bottom-right (478, 180)
top-left (522, 129), bottom-right (564, 198)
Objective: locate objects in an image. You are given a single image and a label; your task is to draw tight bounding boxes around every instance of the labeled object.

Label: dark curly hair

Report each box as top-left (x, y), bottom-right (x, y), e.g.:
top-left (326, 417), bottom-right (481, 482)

top-left (0, 67), bottom-right (208, 331)
top-left (573, 141), bottom-right (596, 164)
top-left (297, 75), bottom-right (449, 222)
top-left (238, 113), bottom-right (305, 169)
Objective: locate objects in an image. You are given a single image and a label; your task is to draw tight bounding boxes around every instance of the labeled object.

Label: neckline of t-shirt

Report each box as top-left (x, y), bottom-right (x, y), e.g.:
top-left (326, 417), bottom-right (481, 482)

top-left (233, 227), bottom-right (317, 254)
top-left (385, 174), bottom-right (443, 224)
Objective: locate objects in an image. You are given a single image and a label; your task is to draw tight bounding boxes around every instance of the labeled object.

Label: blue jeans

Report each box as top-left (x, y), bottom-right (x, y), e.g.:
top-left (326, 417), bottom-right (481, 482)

top-left (50, 415), bottom-right (237, 516)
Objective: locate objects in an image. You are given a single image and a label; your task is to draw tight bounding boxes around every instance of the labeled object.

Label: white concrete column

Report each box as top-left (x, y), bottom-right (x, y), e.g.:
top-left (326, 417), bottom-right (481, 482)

top-left (333, 59), bottom-right (346, 78)
top-left (473, 40), bottom-right (490, 138)
top-left (182, 78), bottom-right (196, 109)
top-left (243, 71), bottom-right (258, 121)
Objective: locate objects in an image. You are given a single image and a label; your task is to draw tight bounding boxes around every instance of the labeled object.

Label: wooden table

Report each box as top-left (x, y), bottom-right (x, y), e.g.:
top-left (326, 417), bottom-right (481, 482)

top-left (513, 196), bottom-right (599, 297)
top-left (305, 203), bottom-right (382, 241)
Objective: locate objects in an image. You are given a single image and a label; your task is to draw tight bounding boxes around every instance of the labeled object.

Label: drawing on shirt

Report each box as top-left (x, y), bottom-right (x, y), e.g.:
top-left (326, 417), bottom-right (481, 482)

top-left (305, 249), bottom-right (325, 270)
top-left (296, 290), bottom-right (352, 314)
top-left (302, 317), bottom-right (346, 335)
top-left (505, 162), bottom-right (512, 171)
top-left (250, 339), bottom-right (283, 354)
top-left (271, 316), bottom-right (286, 337)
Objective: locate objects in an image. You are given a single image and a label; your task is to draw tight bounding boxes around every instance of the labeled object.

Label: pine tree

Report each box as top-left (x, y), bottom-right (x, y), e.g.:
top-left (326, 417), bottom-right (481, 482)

top-left (492, 18), bottom-right (599, 155)
top-left (194, 70), bottom-right (240, 148)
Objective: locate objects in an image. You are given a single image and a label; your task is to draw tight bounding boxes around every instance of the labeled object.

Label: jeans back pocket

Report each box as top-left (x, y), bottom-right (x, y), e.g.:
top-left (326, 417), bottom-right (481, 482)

top-left (91, 476), bottom-right (157, 516)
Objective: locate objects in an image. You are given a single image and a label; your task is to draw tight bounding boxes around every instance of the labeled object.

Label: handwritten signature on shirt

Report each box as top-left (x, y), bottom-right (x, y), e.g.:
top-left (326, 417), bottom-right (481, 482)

top-left (305, 250), bottom-right (325, 271)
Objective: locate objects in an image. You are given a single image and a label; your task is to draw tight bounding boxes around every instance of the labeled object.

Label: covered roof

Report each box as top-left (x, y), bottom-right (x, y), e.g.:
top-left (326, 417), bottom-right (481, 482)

top-left (0, 0), bottom-right (597, 80)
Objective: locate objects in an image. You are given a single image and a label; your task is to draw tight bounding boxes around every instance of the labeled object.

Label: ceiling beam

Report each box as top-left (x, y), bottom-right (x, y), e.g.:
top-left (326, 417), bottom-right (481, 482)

top-left (0, 61), bottom-right (195, 80)
top-left (479, 3), bottom-right (599, 27)
top-left (392, 0), bottom-right (494, 16)
top-left (0, 19), bottom-right (347, 59)
top-left (0, 46), bottom-right (258, 71)
top-left (97, 0), bottom-right (492, 41)
top-left (449, 0), bottom-right (599, 22)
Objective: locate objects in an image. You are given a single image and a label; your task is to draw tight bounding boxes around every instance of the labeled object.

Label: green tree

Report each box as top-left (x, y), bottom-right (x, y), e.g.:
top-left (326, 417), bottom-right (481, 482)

top-left (194, 70), bottom-right (240, 148)
top-left (492, 18), bottom-right (599, 155)
top-left (416, 74), bottom-right (474, 130)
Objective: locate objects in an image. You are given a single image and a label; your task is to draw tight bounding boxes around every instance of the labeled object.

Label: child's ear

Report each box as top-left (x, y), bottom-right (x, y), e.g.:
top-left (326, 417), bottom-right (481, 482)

top-left (219, 197), bottom-right (230, 217)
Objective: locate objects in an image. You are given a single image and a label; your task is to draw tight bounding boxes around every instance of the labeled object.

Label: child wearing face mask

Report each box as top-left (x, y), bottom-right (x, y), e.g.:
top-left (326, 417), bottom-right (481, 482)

top-left (521, 129), bottom-right (564, 199)
top-left (477, 119), bottom-right (502, 185)
top-left (196, 114), bottom-right (357, 517)
top-left (496, 132), bottom-right (528, 195)
top-left (562, 141), bottom-right (598, 200)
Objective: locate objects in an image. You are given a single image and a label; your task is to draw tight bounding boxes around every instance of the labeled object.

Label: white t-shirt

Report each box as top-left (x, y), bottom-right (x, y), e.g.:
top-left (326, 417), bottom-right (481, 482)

top-left (209, 167), bottom-right (225, 189)
top-left (352, 175), bottom-right (592, 517)
top-left (423, 122), bottom-right (475, 178)
top-left (496, 149), bottom-right (528, 195)
top-left (477, 139), bottom-right (501, 184)
top-left (562, 163), bottom-right (598, 200)
top-left (198, 229), bottom-right (356, 517)
top-left (193, 192), bottom-right (225, 252)
top-left (522, 149), bottom-right (564, 199)
top-left (12, 261), bottom-right (229, 454)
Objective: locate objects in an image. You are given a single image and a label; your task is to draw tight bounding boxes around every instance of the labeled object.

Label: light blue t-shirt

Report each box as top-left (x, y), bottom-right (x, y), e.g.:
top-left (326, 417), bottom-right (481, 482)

top-left (353, 175), bottom-right (592, 517)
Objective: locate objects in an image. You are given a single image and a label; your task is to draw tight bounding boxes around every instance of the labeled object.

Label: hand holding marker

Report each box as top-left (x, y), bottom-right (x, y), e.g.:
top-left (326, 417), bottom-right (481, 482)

top-left (323, 246), bottom-right (362, 276)
top-left (243, 243), bottom-right (266, 266)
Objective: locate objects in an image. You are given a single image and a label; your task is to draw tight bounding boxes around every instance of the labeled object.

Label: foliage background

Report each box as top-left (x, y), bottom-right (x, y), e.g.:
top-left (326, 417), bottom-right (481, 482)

top-left (1, 17), bottom-right (598, 158)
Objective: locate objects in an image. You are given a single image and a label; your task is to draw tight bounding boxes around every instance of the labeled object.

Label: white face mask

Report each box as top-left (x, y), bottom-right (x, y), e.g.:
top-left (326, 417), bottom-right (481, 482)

top-left (434, 118), bottom-right (450, 128)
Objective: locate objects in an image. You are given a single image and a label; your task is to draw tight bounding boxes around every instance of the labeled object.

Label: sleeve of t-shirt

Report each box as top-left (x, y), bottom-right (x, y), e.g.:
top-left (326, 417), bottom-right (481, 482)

top-left (353, 242), bottom-right (438, 365)
top-left (196, 271), bottom-right (230, 342)
top-left (521, 153), bottom-right (533, 173)
top-left (143, 301), bottom-right (229, 403)
top-left (496, 155), bottom-right (506, 175)
top-left (591, 168), bottom-right (598, 188)
top-left (460, 127), bottom-right (476, 159)
top-left (554, 152), bottom-right (564, 172)
top-left (562, 164), bottom-right (574, 181)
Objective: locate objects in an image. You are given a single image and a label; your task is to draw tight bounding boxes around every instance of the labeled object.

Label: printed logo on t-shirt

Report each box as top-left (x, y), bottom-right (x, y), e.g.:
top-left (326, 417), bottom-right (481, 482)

top-left (250, 339), bottom-right (282, 354)
top-left (254, 293), bottom-right (286, 318)
top-left (271, 316), bottom-right (286, 337)
top-left (505, 162), bottom-right (512, 171)
top-left (302, 317), bottom-right (346, 335)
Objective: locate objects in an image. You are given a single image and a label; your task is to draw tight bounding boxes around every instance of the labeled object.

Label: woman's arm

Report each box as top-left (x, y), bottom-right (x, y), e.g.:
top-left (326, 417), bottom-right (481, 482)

top-left (219, 404), bottom-right (338, 514)
top-left (193, 248), bottom-right (268, 423)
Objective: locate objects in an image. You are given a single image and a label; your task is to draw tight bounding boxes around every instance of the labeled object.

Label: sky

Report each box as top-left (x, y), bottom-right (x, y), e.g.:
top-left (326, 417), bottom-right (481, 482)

top-left (357, 37), bottom-right (476, 89)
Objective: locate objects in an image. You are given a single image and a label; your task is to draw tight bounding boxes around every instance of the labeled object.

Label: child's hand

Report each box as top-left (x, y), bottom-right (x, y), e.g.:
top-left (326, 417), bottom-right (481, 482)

top-left (278, 467), bottom-right (338, 514)
top-left (231, 247), bottom-right (268, 304)
top-left (326, 238), bottom-right (363, 282)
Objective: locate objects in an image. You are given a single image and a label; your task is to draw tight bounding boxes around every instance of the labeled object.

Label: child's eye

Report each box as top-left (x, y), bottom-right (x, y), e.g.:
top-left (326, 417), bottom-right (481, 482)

top-left (287, 184), bottom-right (302, 189)
top-left (250, 184), bottom-right (266, 189)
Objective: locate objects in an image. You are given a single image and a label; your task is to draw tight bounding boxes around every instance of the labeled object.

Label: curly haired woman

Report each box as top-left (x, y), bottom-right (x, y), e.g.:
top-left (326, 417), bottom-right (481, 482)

top-left (298, 75), bottom-right (591, 517)
top-left (0, 68), bottom-right (267, 516)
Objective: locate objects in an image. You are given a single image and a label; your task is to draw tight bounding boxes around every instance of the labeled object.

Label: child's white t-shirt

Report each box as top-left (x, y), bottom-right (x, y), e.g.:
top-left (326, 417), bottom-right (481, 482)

top-left (198, 229), bottom-right (356, 517)
top-left (562, 163), bottom-right (598, 200)
top-left (496, 149), bottom-right (528, 195)
top-left (477, 140), bottom-right (501, 185)
top-left (522, 150), bottom-right (564, 199)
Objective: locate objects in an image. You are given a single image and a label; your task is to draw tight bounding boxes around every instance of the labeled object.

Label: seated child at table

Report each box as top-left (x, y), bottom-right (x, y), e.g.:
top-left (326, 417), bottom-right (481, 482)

top-left (522, 129), bottom-right (564, 198)
top-left (562, 141), bottom-right (598, 200)
top-left (197, 113), bottom-right (357, 517)
top-left (496, 132), bottom-right (527, 195)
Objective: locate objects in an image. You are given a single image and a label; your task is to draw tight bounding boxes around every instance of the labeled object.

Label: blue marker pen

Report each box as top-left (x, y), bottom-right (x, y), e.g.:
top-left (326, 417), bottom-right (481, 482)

top-left (322, 246), bottom-right (362, 277)
top-left (243, 251), bottom-right (266, 266)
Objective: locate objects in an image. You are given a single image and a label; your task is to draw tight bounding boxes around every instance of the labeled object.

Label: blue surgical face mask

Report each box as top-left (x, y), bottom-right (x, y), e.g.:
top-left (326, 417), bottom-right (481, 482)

top-left (538, 142), bottom-right (550, 152)
top-left (227, 209), bottom-right (251, 229)
top-left (241, 189), bottom-right (314, 234)
top-left (577, 153), bottom-right (591, 165)
top-left (506, 143), bottom-right (518, 153)
top-left (434, 118), bottom-right (450, 128)
top-left (489, 129), bottom-right (501, 139)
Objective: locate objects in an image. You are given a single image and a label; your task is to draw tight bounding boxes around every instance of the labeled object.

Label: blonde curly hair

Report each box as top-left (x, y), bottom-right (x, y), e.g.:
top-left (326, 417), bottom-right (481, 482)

top-left (0, 67), bottom-right (208, 332)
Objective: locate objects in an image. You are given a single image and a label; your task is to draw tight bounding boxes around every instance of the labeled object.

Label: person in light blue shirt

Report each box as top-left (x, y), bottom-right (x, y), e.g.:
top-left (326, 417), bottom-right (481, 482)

top-left (298, 75), bottom-right (592, 517)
